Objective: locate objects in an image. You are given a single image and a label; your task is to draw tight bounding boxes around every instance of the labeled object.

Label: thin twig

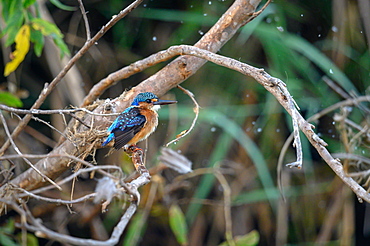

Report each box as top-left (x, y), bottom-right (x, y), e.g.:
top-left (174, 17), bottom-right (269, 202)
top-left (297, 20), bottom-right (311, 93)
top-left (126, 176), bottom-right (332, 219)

top-left (78, 0), bottom-right (91, 40)
top-left (31, 115), bottom-right (76, 146)
top-left (166, 85), bottom-right (199, 147)
top-left (20, 201), bottom-right (138, 246)
top-left (0, 153), bottom-right (120, 193)
top-left (0, 104), bottom-right (119, 116)
top-left (0, 111), bottom-right (62, 190)
top-left (81, 0), bottom-right (261, 106)
top-left (214, 169), bottom-right (235, 246)
top-left (308, 95), bottom-right (370, 122)
top-left (5, 161), bottom-right (153, 246)
top-left (250, 0), bottom-right (272, 19)
top-left (24, 165), bottom-right (121, 196)
top-left (0, 0), bottom-right (144, 155)
top-left (322, 76), bottom-right (350, 99)
top-left (16, 188), bottom-right (96, 205)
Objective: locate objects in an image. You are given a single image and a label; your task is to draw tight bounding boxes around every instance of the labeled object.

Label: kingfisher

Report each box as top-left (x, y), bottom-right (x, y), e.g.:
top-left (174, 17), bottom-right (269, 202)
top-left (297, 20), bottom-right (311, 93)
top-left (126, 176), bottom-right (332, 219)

top-left (102, 92), bottom-right (177, 150)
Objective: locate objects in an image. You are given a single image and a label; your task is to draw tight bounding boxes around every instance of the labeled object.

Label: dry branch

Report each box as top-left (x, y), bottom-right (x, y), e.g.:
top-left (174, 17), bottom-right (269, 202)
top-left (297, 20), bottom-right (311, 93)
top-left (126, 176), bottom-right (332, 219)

top-left (0, 0), bottom-right (144, 156)
top-left (0, 0), bottom-right (262, 199)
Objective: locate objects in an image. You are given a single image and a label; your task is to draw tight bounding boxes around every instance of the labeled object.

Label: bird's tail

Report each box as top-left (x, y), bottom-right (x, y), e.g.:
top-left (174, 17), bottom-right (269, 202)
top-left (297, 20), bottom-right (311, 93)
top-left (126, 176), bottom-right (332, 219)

top-left (101, 133), bottom-right (114, 146)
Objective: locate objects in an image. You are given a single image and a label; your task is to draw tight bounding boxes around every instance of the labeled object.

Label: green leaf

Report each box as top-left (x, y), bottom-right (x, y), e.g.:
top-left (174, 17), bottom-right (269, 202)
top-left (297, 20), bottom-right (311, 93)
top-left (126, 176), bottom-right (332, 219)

top-left (31, 18), bottom-right (70, 58)
top-left (52, 34), bottom-right (70, 58)
top-left (123, 211), bottom-right (147, 246)
top-left (31, 18), bottom-right (63, 37)
top-left (0, 234), bottom-right (20, 246)
top-left (16, 233), bottom-right (39, 246)
top-left (169, 204), bottom-right (188, 245)
top-left (2, 10), bottom-right (24, 47)
top-left (219, 230), bottom-right (260, 246)
top-left (30, 29), bottom-right (44, 57)
top-left (22, 0), bottom-right (36, 8)
top-left (5, 0), bottom-right (23, 20)
top-left (50, 0), bottom-right (77, 11)
top-left (282, 32), bottom-right (359, 94)
top-left (0, 219), bottom-right (19, 246)
top-left (0, 218), bottom-right (15, 234)
top-left (0, 92), bottom-right (23, 107)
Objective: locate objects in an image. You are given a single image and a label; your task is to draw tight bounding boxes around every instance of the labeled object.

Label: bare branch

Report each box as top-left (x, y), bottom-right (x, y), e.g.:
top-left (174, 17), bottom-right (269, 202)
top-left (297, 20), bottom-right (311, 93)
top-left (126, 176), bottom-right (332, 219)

top-left (16, 188), bottom-right (96, 205)
top-left (0, 111), bottom-right (62, 190)
top-left (81, 0), bottom-right (262, 106)
top-left (0, 0), bottom-right (144, 155)
top-left (0, 103), bottom-right (120, 116)
top-left (78, 0), bottom-right (91, 40)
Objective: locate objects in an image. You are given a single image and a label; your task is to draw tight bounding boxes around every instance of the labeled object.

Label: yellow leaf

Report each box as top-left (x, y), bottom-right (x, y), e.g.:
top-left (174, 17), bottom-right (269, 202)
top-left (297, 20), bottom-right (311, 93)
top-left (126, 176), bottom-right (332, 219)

top-left (4, 25), bottom-right (31, 76)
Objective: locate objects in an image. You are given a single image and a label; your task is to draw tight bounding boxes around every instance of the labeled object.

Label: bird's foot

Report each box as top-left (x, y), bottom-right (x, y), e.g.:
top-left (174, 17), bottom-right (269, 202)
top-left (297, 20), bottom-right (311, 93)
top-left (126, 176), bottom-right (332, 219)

top-left (125, 145), bottom-right (151, 180)
top-left (125, 145), bottom-right (142, 153)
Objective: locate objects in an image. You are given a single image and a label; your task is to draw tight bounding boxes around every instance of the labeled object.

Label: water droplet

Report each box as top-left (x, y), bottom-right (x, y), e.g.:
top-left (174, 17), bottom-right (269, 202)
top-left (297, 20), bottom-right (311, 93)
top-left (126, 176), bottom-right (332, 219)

top-left (252, 121), bottom-right (256, 125)
top-left (331, 26), bottom-right (338, 32)
top-left (209, 1), bottom-right (212, 5)
top-left (266, 18), bottom-right (272, 23)
top-left (152, 36), bottom-right (157, 41)
top-left (318, 34), bottom-right (321, 37)
top-left (190, 5), bottom-right (193, 8)
top-left (211, 127), bottom-right (216, 132)
top-left (143, 4), bottom-right (147, 7)
top-left (277, 26), bottom-right (284, 32)
top-left (198, 30), bottom-right (204, 35)
top-left (276, 128), bottom-right (280, 132)
top-left (300, 14), bottom-right (304, 17)
top-left (177, 150), bottom-right (182, 153)
top-left (257, 128), bottom-right (262, 133)
top-left (204, 13), bottom-right (208, 16)
top-left (329, 68), bottom-right (333, 74)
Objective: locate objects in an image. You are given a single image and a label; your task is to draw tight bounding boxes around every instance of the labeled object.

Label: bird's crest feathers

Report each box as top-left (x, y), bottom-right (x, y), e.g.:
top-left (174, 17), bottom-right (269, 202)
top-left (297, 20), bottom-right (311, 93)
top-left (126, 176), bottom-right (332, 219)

top-left (131, 92), bottom-right (158, 106)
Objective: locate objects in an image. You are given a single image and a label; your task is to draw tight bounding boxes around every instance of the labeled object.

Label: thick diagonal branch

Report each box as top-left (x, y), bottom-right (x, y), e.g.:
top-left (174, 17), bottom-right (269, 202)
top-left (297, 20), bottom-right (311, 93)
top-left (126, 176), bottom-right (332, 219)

top-left (0, 0), bottom-right (261, 199)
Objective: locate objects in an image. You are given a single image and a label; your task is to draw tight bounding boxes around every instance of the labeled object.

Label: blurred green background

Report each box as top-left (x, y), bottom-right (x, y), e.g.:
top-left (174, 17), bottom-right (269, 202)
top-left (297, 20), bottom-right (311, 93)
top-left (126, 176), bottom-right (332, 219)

top-left (1, 0), bottom-right (369, 245)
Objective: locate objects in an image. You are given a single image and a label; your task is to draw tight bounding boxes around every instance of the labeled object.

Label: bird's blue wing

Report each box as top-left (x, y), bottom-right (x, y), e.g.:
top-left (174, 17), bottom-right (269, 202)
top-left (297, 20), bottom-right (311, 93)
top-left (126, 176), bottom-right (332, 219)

top-left (102, 107), bottom-right (146, 149)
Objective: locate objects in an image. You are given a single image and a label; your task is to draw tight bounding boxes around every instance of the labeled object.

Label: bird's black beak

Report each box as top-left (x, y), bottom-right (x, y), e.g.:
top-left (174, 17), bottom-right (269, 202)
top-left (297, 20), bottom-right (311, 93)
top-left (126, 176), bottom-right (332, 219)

top-left (153, 99), bottom-right (177, 105)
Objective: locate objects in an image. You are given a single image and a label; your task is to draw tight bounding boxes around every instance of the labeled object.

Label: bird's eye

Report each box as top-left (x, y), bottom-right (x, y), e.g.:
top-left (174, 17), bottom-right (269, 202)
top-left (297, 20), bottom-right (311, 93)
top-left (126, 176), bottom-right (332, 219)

top-left (146, 99), bottom-right (152, 103)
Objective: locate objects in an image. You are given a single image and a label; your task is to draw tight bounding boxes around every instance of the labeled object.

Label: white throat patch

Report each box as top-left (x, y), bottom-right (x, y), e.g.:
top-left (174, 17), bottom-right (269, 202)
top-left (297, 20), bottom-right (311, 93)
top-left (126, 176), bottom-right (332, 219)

top-left (153, 105), bottom-right (161, 111)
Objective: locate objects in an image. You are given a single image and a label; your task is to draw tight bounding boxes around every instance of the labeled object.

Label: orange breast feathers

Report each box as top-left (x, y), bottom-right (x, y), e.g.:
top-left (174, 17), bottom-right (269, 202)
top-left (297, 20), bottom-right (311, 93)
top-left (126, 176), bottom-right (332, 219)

top-left (126, 108), bottom-right (159, 146)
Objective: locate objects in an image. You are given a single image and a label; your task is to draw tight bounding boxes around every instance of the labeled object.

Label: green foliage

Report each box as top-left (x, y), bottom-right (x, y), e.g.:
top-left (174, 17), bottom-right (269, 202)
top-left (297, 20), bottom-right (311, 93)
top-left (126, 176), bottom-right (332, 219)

top-left (0, 219), bottom-right (38, 246)
top-left (0, 91), bottom-right (23, 107)
top-left (219, 230), bottom-right (259, 246)
top-left (31, 18), bottom-right (70, 58)
top-left (123, 211), bottom-right (147, 246)
top-left (50, 0), bottom-right (77, 11)
top-left (169, 204), bottom-right (188, 245)
top-left (0, 0), bottom-right (70, 76)
top-left (0, 219), bottom-right (19, 246)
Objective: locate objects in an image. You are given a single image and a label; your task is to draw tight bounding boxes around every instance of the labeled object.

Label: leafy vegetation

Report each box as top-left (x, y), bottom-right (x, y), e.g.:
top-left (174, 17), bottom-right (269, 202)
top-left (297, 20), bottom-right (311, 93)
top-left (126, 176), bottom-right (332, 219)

top-left (0, 0), bottom-right (369, 245)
